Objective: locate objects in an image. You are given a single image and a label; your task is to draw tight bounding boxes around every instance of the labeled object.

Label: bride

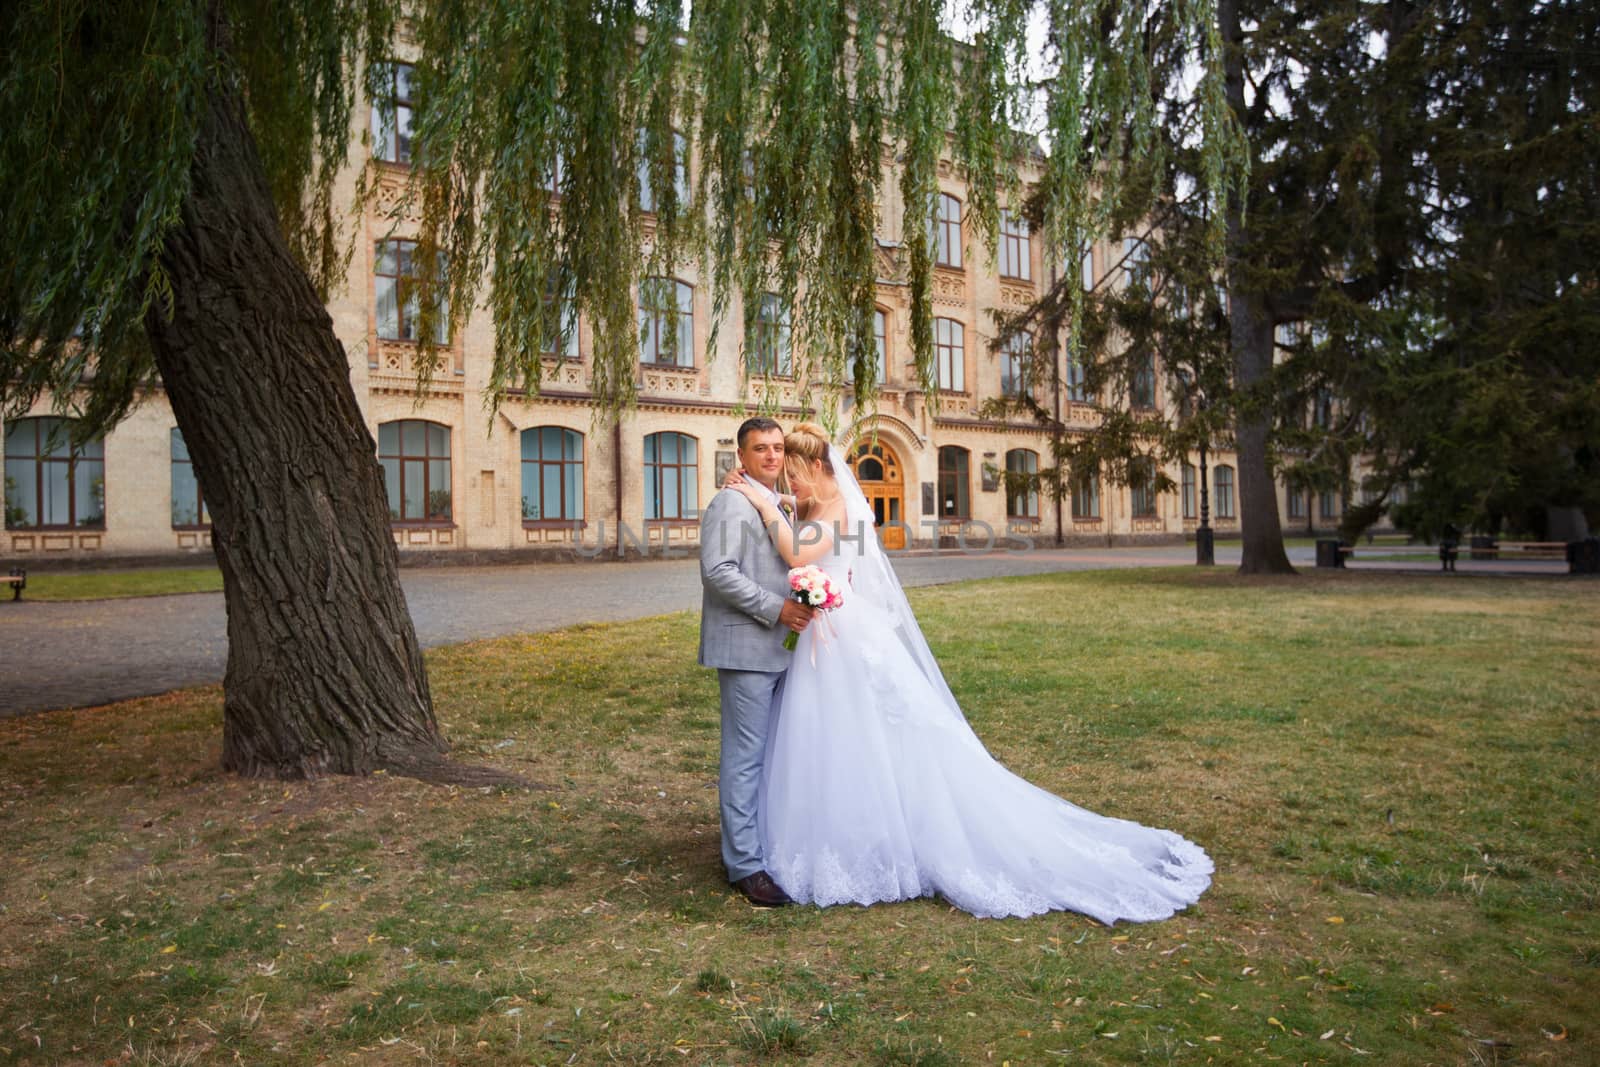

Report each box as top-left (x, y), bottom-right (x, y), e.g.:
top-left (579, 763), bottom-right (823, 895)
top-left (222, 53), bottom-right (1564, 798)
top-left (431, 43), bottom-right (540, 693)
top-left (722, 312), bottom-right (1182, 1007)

top-left (721, 422), bottom-right (1212, 922)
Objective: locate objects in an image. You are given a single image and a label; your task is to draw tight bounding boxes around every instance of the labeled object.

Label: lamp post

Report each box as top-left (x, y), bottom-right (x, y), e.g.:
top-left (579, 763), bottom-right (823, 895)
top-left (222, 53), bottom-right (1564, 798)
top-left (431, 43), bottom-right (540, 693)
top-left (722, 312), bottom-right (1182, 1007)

top-left (1195, 392), bottom-right (1215, 566)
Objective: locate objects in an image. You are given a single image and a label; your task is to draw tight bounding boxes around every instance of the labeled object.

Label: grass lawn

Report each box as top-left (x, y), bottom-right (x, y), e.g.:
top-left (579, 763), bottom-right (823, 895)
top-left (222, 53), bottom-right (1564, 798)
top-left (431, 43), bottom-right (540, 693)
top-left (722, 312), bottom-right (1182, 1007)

top-left (1, 569), bottom-right (1595, 1065)
top-left (15, 566), bottom-right (224, 601)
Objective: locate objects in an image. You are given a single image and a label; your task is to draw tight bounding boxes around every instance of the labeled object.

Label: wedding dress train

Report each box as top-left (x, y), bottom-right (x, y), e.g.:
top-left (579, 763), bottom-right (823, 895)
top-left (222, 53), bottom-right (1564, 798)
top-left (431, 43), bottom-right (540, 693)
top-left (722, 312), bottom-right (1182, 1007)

top-left (756, 448), bottom-right (1213, 923)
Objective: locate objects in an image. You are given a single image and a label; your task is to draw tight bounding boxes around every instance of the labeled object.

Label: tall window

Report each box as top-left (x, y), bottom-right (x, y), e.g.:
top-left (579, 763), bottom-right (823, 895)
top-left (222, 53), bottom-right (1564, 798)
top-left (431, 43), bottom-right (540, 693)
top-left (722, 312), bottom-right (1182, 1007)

top-left (845, 308), bottom-right (889, 384)
top-left (1288, 490), bottom-right (1306, 519)
top-left (4, 417), bottom-right (104, 529)
top-left (933, 193), bottom-right (963, 269)
top-left (1066, 352), bottom-right (1090, 402)
top-left (1130, 458), bottom-right (1158, 518)
top-left (1182, 464), bottom-right (1197, 520)
top-left (521, 427), bottom-right (584, 521)
top-left (1123, 236), bottom-right (1150, 289)
top-left (937, 446), bottom-right (970, 519)
top-left (999, 210), bottom-right (1031, 281)
top-left (1130, 353), bottom-right (1156, 409)
top-left (1081, 246), bottom-right (1095, 290)
top-left (375, 240), bottom-right (449, 344)
top-left (1001, 332), bottom-right (1032, 398)
top-left (1071, 467), bottom-right (1101, 519)
top-left (1320, 490), bottom-right (1338, 520)
top-left (644, 432), bottom-right (698, 519)
top-left (1313, 388), bottom-right (1335, 429)
top-left (934, 317), bottom-right (965, 391)
top-left (639, 278), bottom-right (694, 367)
top-left (1214, 465), bottom-right (1235, 519)
top-left (370, 62), bottom-right (415, 165)
top-left (637, 129), bottom-right (689, 213)
top-left (542, 282), bottom-right (579, 358)
top-left (1005, 449), bottom-right (1039, 519)
top-left (747, 294), bottom-right (792, 376)
top-left (170, 429), bottom-right (209, 528)
top-left (378, 420), bottom-right (452, 522)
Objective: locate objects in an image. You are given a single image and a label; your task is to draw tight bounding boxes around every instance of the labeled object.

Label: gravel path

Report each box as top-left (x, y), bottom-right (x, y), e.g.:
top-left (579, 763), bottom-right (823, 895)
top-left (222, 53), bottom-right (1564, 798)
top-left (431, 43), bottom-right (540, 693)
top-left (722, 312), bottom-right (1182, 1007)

top-left (0, 542), bottom-right (1563, 716)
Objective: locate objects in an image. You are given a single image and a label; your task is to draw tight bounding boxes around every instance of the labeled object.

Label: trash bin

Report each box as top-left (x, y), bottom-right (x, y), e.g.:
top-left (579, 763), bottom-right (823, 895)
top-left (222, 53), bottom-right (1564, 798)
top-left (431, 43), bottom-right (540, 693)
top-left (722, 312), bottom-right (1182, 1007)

top-left (1469, 535), bottom-right (1496, 561)
top-left (1568, 537), bottom-right (1600, 575)
top-left (1315, 538), bottom-right (1344, 569)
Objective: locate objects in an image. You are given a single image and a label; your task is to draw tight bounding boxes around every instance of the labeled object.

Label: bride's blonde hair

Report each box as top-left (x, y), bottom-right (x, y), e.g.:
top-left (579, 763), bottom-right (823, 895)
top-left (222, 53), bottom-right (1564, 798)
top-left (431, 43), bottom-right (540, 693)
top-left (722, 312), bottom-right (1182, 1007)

top-left (784, 422), bottom-right (834, 482)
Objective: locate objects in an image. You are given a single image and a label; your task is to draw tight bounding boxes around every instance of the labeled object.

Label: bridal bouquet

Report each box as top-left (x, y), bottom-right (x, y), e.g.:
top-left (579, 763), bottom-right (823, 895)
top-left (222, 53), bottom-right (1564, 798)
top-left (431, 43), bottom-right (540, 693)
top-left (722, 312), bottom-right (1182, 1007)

top-left (783, 565), bottom-right (844, 651)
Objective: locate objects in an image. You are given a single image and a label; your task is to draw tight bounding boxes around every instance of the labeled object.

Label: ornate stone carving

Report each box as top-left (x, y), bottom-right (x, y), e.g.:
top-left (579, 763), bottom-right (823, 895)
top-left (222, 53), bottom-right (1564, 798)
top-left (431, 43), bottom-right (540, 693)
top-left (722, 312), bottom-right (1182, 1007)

top-left (1000, 283), bottom-right (1035, 307)
top-left (371, 172), bottom-right (422, 225)
top-left (932, 271), bottom-right (966, 306)
top-left (874, 243), bottom-right (905, 282)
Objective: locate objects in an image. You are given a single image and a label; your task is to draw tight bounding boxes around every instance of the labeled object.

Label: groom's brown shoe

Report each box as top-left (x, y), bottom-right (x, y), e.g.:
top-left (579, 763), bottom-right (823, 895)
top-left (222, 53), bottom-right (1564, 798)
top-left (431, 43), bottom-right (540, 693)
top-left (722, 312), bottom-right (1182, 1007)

top-left (734, 871), bottom-right (793, 907)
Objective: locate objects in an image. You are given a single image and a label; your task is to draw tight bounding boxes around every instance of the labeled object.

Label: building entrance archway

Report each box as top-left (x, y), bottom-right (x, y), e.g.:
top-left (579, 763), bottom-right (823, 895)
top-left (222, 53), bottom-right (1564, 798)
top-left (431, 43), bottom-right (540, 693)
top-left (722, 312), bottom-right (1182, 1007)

top-left (849, 438), bottom-right (906, 549)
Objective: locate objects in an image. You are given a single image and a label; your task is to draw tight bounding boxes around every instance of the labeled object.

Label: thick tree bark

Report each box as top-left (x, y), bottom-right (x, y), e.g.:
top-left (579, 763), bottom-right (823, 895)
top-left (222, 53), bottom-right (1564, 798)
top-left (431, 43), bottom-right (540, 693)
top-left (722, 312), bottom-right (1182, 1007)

top-left (1227, 287), bottom-right (1296, 574)
top-left (142, 67), bottom-right (448, 777)
top-left (1221, 0), bottom-right (1295, 576)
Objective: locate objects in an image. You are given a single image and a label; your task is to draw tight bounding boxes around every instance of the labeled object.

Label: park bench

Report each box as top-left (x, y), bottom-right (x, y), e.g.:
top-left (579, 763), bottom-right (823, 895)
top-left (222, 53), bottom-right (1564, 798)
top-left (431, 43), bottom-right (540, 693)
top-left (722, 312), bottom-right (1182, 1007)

top-left (3, 567), bottom-right (24, 601)
top-left (1488, 541), bottom-right (1567, 560)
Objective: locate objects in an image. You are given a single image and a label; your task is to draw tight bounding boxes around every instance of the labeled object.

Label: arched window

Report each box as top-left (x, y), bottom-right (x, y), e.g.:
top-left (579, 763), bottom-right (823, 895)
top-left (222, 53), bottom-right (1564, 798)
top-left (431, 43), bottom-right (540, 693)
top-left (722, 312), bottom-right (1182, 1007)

top-left (1005, 449), bottom-right (1039, 519)
top-left (370, 62), bottom-right (414, 165)
top-left (937, 446), bottom-right (969, 519)
top-left (1130, 458), bottom-right (1159, 518)
top-left (171, 429), bottom-right (209, 528)
top-left (1182, 464), bottom-right (1197, 520)
top-left (934, 317), bottom-right (964, 392)
top-left (1214, 465), bottom-right (1235, 519)
top-left (521, 427), bottom-right (584, 521)
top-left (4, 417), bottom-right (104, 529)
top-left (747, 294), bottom-right (792, 376)
top-left (933, 193), bottom-right (963, 269)
top-left (375, 239), bottom-right (449, 343)
top-left (1001, 331), bottom-right (1033, 398)
top-left (644, 432), bottom-right (698, 520)
top-left (1071, 466), bottom-right (1101, 519)
top-left (638, 128), bottom-right (690, 213)
top-left (999, 210), bottom-right (1031, 281)
top-left (378, 420), bottom-right (452, 522)
top-left (639, 278), bottom-right (694, 367)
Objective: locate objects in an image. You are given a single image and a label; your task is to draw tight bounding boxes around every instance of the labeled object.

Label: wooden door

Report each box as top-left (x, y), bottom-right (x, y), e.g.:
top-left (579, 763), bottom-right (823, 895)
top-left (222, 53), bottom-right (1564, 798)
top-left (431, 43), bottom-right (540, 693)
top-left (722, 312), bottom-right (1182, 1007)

top-left (850, 439), bottom-right (906, 550)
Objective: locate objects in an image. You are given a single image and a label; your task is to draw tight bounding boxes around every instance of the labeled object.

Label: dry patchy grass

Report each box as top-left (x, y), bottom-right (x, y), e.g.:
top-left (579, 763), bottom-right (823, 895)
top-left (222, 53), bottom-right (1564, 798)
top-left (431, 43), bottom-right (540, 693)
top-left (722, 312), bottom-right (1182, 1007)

top-left (1, 569), bottom-right (1596, 1065)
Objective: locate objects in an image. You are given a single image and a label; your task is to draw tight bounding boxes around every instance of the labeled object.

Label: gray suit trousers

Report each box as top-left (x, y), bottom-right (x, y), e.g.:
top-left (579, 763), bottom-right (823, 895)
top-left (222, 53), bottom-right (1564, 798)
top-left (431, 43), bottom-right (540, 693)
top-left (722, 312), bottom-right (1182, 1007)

top-left (717, 667), bottom-right (785, 881)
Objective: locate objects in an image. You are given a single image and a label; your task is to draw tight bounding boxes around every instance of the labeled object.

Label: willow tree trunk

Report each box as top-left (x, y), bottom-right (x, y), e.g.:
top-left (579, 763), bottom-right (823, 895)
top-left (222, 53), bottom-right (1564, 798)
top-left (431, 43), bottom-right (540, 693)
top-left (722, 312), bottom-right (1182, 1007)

top-left (142, 68), bottom-right (447, 777)
top-left (1221, 0), bottom-right (1295, 576)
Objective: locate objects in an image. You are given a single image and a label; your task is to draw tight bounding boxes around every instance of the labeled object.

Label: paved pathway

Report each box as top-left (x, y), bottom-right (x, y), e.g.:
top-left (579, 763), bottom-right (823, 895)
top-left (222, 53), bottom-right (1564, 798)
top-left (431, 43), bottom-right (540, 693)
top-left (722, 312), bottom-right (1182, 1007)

top-left (0, 542), bottom-right (1566, 717)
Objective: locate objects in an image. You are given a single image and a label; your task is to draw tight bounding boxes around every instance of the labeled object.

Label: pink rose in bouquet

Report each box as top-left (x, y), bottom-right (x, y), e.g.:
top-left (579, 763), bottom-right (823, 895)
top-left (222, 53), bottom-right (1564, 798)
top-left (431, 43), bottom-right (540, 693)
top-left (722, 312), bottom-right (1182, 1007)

top-left (783, 564), bottom-right (844, 650)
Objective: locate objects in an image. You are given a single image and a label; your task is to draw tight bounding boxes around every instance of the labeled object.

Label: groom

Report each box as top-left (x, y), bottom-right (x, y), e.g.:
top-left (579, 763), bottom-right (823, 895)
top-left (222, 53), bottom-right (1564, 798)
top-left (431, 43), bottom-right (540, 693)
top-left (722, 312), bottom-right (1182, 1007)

top-left (698, 416), bottom-right (813, 907)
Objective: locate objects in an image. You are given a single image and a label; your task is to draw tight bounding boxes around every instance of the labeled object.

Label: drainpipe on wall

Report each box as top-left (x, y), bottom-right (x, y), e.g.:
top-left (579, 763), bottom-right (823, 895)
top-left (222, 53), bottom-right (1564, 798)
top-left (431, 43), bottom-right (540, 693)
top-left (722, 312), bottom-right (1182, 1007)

top-left (614, 418), bottom-right (624, 558)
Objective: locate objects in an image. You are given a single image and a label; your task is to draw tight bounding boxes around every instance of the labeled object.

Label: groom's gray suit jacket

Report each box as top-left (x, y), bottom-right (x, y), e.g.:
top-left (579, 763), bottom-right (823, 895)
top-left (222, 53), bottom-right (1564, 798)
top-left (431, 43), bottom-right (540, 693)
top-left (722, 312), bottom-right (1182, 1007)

top-left (698, 487), bottom-right (791, 672)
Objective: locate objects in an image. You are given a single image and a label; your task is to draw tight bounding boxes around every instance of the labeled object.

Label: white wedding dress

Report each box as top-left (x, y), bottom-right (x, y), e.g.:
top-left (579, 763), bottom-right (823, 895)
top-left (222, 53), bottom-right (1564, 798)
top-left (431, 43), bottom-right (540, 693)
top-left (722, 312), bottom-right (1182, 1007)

top-left (757, 447), bottom-right (1213, 923)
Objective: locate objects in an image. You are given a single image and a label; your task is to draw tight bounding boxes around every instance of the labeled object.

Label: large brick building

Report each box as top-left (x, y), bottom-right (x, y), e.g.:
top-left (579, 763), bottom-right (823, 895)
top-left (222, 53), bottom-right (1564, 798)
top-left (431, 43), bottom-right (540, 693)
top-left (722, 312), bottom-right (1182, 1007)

top-left (4, 64), bottom-right (1305, 565)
